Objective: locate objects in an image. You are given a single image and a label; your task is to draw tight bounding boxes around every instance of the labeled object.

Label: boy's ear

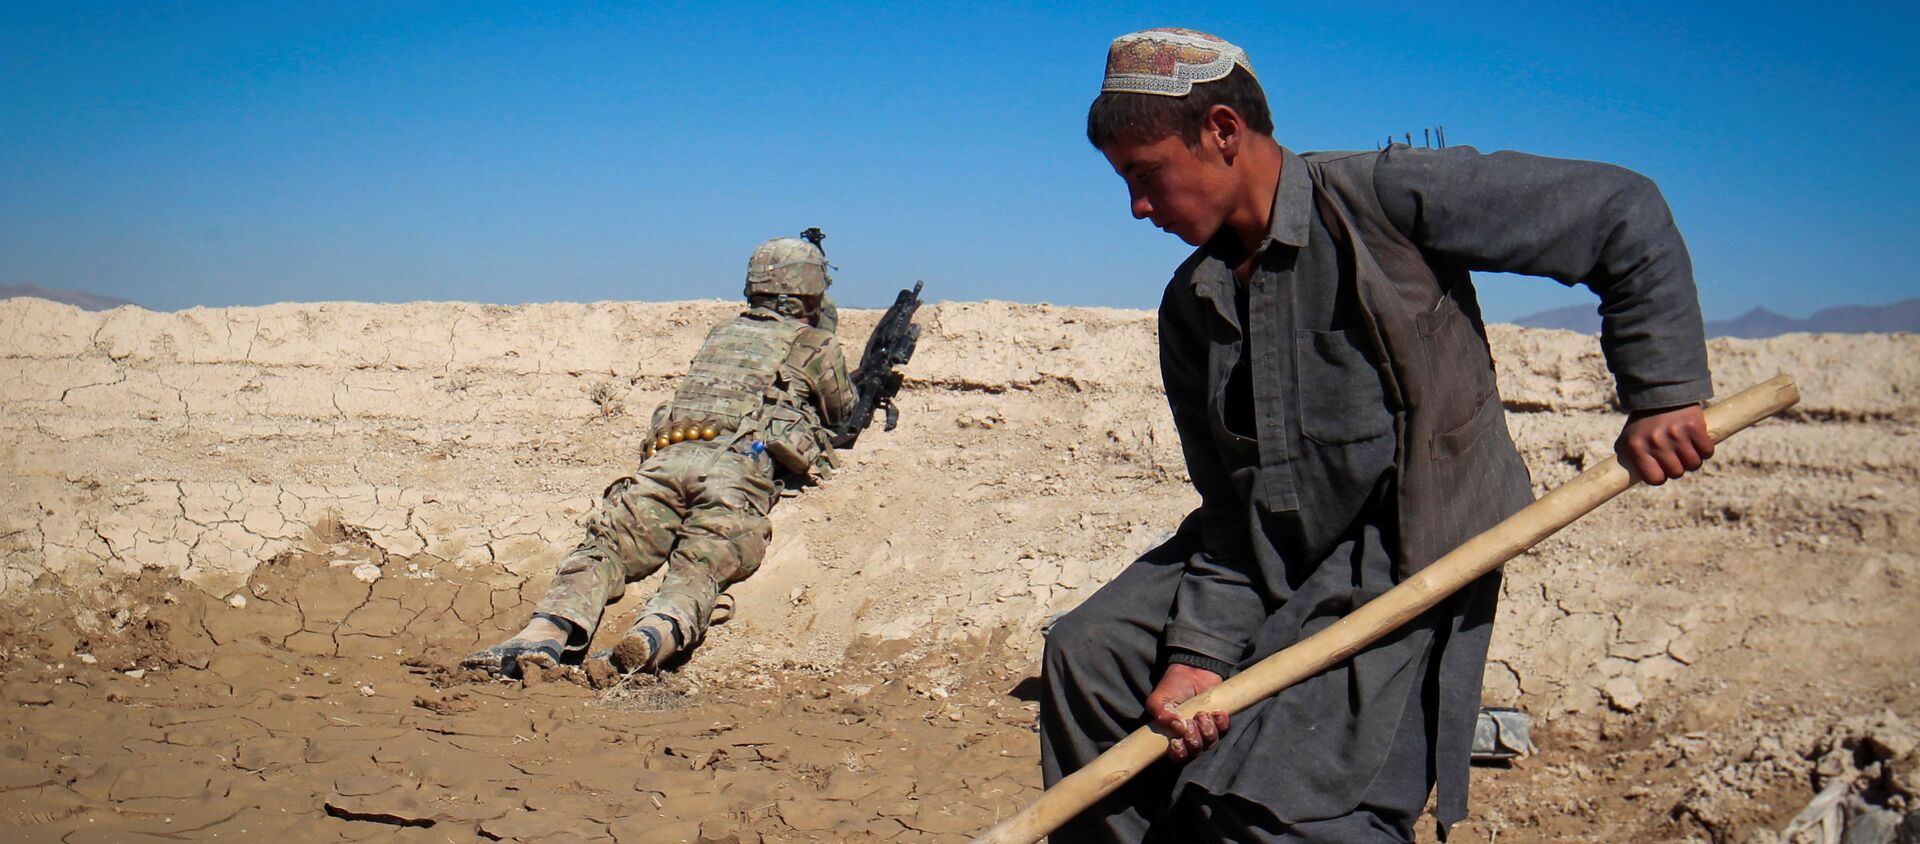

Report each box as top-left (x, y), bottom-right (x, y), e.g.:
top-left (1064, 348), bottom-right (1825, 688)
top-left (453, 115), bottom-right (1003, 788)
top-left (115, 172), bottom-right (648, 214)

top-left (1206, 104), bottom-right (1244, 157)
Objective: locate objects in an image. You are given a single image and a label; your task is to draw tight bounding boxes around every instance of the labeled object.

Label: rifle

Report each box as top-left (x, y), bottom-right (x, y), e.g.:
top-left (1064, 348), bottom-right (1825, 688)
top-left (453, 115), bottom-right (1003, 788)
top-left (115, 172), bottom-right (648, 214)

top-left (836, 281), bottom-right (923, 447)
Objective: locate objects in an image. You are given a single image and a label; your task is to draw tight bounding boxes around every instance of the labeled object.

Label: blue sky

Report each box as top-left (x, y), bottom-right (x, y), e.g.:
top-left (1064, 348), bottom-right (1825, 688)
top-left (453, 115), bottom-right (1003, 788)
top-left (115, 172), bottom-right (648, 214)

top-left (3, 1), bottom-right (1915, 321)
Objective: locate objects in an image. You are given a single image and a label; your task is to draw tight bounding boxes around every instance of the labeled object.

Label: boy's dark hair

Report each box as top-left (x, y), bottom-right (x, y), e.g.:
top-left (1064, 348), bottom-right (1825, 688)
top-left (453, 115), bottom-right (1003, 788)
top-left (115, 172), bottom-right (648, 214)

top-left (1086, 66), bottom-right (1273, 149)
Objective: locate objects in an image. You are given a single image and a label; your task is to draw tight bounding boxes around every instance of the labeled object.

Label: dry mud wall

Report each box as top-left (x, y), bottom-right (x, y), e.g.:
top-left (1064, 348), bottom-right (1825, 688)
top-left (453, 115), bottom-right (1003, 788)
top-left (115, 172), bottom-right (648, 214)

top-left (1, 297), bottom-right (1917, 841)
top-left (3, 297), bottom-right (1916, 715)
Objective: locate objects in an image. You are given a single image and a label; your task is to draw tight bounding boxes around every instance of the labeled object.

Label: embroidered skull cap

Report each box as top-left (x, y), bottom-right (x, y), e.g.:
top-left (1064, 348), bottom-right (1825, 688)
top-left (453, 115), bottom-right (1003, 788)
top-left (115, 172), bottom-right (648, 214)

top-left (1101, 28), bottom-right (1257, 97)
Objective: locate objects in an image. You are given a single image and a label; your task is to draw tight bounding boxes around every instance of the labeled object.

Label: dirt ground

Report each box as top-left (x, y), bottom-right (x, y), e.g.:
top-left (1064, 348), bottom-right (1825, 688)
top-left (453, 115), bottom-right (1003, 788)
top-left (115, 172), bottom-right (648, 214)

top-left (1, 297), bottom-right (1916, 842)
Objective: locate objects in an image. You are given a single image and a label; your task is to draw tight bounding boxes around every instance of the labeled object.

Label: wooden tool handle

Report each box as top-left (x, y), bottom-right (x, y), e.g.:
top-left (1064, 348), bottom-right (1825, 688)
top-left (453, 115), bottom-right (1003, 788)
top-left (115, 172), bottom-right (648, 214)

top-left (971, 373), bottom-right (1800, 844)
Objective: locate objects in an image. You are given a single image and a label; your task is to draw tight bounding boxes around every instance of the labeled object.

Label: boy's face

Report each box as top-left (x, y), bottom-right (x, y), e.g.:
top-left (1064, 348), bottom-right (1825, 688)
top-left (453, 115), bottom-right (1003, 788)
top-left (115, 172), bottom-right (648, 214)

top-left (1100, 131), bottom-right (1235, 247)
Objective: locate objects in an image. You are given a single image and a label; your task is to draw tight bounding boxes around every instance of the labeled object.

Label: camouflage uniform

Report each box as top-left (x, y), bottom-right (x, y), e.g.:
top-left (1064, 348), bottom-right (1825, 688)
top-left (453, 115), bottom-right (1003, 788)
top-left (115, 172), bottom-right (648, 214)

top-left (535, 242), bottom-right (854, 669)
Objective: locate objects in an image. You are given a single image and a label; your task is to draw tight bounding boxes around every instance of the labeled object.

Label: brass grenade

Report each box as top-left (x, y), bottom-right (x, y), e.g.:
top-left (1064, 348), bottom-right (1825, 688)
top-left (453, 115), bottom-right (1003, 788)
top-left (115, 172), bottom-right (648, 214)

top-left (701, 424), bottom-right (719, 440)
top-left (669, 426), bottom-right (686, 443)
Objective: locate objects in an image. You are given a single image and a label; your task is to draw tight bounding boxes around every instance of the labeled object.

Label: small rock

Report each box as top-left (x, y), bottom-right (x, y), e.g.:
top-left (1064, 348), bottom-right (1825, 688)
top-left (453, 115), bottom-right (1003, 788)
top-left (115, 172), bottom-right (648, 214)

top-left (351, 563), bottom-right (382, 584)
top-left (1603, 677), bottom-right (1643, 712)
top-left (1864, 715), bottom-right (1918, 760)
top-left (227, 593), bottom-right (248, 609)
top-left (125, 669), bottom-right (147, 680)
top-left (1668, 637), bottom-right (1698, 665)
top-left (357, 683), bottom-right (375, 697)
top-left (954, 410), bottom-right (1003, 430)
top-left (1889, 749), bottom-right (1919, 800)
top-left (77, 653), bottom-right (97, 665)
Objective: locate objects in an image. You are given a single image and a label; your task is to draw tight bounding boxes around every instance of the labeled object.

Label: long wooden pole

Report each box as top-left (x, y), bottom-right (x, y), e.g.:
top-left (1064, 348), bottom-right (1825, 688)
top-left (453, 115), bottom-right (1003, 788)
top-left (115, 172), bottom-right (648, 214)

top-left (973, 373), bottom-right (1800, 844)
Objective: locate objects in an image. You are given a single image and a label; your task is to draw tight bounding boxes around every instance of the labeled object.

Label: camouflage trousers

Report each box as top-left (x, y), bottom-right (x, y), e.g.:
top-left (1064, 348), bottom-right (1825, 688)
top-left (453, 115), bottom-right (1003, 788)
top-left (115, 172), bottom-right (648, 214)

top-left (535, 441), bottom-right (775, 656)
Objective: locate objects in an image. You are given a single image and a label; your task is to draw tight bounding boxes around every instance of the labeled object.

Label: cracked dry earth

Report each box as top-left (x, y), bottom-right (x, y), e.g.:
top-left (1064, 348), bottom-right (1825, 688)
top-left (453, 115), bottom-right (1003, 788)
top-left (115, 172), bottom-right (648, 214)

top-left (2, 296), bottom-right (1917, 843)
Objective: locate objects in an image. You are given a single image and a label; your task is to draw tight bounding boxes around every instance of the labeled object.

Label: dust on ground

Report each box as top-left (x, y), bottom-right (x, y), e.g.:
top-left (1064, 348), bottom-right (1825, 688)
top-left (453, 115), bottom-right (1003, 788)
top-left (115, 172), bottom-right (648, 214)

top-left (1, 298), bottom-right (1916, 842)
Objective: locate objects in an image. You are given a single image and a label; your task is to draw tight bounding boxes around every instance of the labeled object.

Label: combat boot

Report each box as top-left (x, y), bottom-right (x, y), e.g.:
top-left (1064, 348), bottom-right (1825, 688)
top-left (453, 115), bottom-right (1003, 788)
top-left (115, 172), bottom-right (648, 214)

top-left (606, 613), bottom-right (685, 674)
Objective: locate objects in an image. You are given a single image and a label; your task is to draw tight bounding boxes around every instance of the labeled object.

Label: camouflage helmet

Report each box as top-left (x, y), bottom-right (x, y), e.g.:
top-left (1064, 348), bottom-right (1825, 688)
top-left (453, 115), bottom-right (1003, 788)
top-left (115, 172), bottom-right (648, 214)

top-left (744, 237), bottom-right (830, 297)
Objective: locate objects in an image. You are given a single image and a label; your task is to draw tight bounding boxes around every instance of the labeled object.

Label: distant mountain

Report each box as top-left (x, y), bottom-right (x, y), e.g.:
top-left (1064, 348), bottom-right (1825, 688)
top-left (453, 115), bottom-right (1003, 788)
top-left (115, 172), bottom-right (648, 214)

top-left (0, 283), bottom-right (139, 311)
top-left (1509, 298), bottom-right (1920, 338)
top-left (1505, 304), bottom-right (1601, 333)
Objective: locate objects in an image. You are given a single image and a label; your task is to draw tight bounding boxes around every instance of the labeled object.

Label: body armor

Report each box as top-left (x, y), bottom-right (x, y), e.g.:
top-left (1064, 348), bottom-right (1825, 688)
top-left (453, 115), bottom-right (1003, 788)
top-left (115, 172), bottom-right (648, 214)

top-left (666, 310), bottom-right (806, 428)
top-left (654, 309), bottom-right (834, 476)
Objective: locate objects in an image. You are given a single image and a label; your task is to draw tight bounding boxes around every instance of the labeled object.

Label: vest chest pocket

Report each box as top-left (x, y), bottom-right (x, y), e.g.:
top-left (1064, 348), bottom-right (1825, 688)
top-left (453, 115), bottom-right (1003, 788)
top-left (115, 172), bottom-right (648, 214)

top-left (757, 403), bottom-right (832, 477)
top-left (1414, 292), bottom-right (1498, 442)
top-left (1296, 328), bottom-right (1393, 446)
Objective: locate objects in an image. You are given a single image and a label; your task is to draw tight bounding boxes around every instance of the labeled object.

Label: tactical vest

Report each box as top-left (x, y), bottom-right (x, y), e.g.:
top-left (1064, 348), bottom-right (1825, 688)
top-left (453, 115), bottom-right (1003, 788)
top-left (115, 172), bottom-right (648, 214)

top-left (657, 310), bottom-right (833, 476)
top-left (666, 311), bottom-right (805, 426)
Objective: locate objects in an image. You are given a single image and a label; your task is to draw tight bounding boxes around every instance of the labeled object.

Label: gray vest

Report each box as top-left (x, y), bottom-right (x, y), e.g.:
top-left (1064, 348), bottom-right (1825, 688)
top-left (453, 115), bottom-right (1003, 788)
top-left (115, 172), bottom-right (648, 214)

top-left (1302, 151), bottom-right (1536, 579)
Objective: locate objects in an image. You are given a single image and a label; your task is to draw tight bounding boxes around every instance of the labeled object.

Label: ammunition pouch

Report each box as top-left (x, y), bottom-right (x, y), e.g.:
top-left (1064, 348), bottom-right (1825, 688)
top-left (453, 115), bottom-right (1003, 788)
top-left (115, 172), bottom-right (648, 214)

top-left (644, 416), bottom-right (732, 459)
top-left (755, 403), bottom-right (834, 479)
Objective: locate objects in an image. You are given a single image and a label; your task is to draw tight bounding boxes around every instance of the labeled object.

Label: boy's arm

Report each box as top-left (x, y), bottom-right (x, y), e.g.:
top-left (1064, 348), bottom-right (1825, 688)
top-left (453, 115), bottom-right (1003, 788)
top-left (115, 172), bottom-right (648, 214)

top-left (1148, 293), bottom-right (1251, 759)
top-left (1155, 292), bottom-right (1265, 674)
top-left (1373, 146), bottom-right (1715, 481)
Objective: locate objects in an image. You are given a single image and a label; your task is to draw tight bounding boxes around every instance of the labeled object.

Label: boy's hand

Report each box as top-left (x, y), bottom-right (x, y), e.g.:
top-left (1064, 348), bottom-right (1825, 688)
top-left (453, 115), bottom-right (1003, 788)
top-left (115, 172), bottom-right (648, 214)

top-left (1615, 403), bottom-right (1715, 485)
top-left (1145, 664), bottom-right (1230, 762)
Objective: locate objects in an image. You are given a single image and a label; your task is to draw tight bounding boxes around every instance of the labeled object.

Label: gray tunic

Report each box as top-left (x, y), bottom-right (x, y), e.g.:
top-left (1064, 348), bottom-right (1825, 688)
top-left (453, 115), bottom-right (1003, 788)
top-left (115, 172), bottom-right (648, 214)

top-left (1040, 143), bottom-right (1712, 841)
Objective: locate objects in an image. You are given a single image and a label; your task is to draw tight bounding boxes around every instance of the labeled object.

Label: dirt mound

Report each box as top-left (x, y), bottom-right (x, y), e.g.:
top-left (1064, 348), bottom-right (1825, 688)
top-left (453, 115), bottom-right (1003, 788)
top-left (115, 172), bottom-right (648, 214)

top-left (2, 297), bottom-right (1916, 841)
